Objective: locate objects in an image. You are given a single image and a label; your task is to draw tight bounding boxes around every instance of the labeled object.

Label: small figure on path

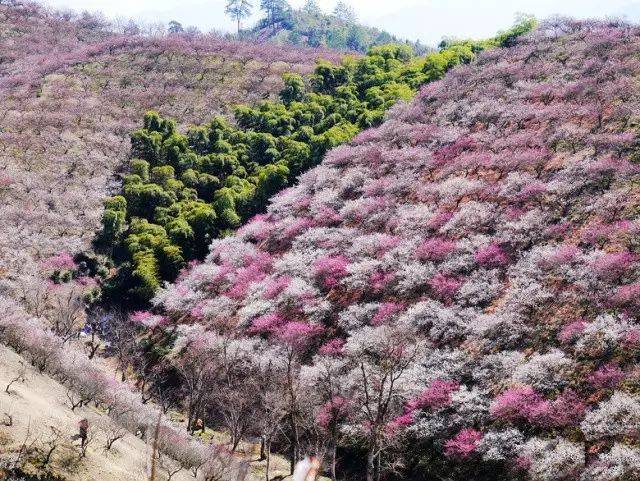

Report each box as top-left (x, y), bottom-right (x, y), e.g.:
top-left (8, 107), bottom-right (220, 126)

top-left (78, 418), bottom-right (89, 448)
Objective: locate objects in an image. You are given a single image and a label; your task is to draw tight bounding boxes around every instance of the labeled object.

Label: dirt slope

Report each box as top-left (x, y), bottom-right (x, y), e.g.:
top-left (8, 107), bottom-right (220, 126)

top-left (0, 345), bottom-right (192, 481)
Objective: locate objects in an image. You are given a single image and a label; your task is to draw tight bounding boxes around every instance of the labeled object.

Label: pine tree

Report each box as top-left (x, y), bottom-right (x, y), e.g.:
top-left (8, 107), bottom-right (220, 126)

top-left (302, 0), bottom-right (321, 16)
top-left (225, 0), bottom-right (253, 34)
top-left (168, 20), bottom-right (183, 34)
top-left (260, 0), bottom-right (290, 32)
top-left (333, 1), bottom-right (356, 24)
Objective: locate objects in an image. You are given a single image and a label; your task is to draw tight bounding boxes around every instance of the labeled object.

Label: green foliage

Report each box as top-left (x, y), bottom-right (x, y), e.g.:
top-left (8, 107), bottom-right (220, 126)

top-left (130, 159), bottom-right (150, 181)
top-left (98, 196), bottom-right (127, 246)
top-left (100, 19), bottom-right (537, 304)
top-left (495, 14), bottom-right (537, 48)
top-left (280, 73), bottom-right (306, 104)
top-left (252, 1), bottom-right (422, 54)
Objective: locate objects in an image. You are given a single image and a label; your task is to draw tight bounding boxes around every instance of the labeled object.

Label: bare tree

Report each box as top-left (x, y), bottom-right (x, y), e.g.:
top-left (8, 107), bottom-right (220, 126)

top-left (103, 309), bottom-right (137, 381)
top-left (158, 451), bottom-right (184, 481)
top-left (172, 332), bottom-right (222, 433)
top-left (345, 327), bottom-right (420, 481)
top-left (15, 275), bottom-right (50, 318)
top-left (2, 412), bottom-right (13, 426)
top-left (99, 420), bottom-right (127, 451)
top-left (255, 352), bottom-right (288, 481)
top-left (65, 388), bottom-right (84, 411)
top-left (49, 282), bottom-right (86, 342)
top-left (211, 337), bottom-right (256, 451)
top-left (5, 360), bottom-right (27, 394)
top-left (83, 309), bottom-right (105, 359)
top-left (39, 426), bottom-right (64, 467)
top-left (10, 417), bottom-right (39, 471)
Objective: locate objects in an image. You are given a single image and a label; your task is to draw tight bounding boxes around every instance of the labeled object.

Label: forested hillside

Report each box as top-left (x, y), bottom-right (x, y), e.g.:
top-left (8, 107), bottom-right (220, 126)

top-left (0, 4), bottom-right (340, 478)
top-left (0, 1), bottom-right (341, 316)
top-left (246, 0), bottom-right (419, 53)
top-left (6, 2), bottom-right (640, 481)
top-left (99, 20), bottom-right (536, 305)
top-left (148, 18), bottom-right (640, 481)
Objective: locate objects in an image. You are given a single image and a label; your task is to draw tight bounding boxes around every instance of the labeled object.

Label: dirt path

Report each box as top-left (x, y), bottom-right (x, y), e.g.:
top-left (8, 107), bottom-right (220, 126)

top-left (0, 344), bottom-right (192, 481)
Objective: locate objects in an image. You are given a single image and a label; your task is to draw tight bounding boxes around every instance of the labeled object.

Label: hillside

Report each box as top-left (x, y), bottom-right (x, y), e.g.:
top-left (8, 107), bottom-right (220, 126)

top-left (0, 295), bottom-right (252, 480)
top-left (98, 38), bottom-right (505, 305)
top-left (154, 18), bottom-right (640, 481)
top-left (0, 3), bottom-right (343, 478)
top-left (0, 344), bottom-right (193, 481)
top-left (0, 1), bottom-right (343, 311)
top-left (247, 3), bottom-right (420, 54)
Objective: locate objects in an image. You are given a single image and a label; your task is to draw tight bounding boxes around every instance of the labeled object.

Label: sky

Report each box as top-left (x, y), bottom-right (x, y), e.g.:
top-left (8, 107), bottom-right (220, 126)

top-left (41, 0), bottom-right (640, 46)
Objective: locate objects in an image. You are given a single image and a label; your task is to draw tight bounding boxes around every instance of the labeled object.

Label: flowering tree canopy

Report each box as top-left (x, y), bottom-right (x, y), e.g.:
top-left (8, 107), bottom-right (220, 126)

top-left (154, 17), bottom-right (640, 481)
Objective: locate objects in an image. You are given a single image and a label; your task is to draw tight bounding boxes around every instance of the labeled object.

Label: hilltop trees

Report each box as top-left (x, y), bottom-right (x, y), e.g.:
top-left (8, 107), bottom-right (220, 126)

top-left (333, 2), bottom-right (357, 24)
top-left (260, 0), bottom-right (290, 32)
top-left (226, 0), bottom-right (253, 34)
top-left (248, 0), bottom-right (410, 52)
top-left (168, 20), bottom-right (184, 34)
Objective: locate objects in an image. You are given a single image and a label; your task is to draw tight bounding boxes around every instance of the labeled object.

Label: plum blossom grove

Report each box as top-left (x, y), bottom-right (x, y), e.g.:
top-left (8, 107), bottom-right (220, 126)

top-left (149, 19), bottom-right (640, 481)
top-left (0, 3), bottom-right (339, 476)
top-left (0, 1), bottom-right (340, 314)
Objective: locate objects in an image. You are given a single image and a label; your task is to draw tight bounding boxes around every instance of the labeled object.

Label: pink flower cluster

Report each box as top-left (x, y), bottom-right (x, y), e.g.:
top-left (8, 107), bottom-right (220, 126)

top-left (223, 252), bottom-right (273, 299)
top-left (587, 363), bottom-right (625, 389)
top-left (592, 252), bottom-right (635, 281)
top-left (262, 275), bottom-right (292, 299)
top-left (275, 321), bottom-right (325, 350)
top-left (371, 302), bottom-right (405, 326)
top-left (623, 329), bottom-right (640, 350)
top-left (558, 319), bottom-right (586, 344)
top-left (406, 379), bottom-right (460, 412)
top-left (613, 282), bottom-right (640, 309)
top-left (444, 429), bottom-right (483, 458)
top-left (491, 386), bottom-right (585, 428)
top-left (318, 338), bottom-right (346, 355)
top-left (313, 255), bottom-right (350, 289)
top-left (428, 273), bottom-right (462, 301)
top-left (474, 243), bottom-right (510, 267)
top-left (415, 238), bottom-right (457, 262)
top-left (316, 396), bottom-right (350, 430)
top-left (41, 252), bottom-right (76, 271)
top-left (248, 313), bottom-right (287, 334)
top-left (130, 311), bottom-right (167, 329)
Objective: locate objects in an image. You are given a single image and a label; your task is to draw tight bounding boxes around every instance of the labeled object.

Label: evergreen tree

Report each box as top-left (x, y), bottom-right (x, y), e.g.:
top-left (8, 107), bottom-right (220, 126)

top-left (302, 0), bottom-right (321, 15)
top-left (168, 20), bottom-right (184, 34)
top-left (260, 0), bottom-right (290, 32)
top-left (333, 1), bottom-right (356, 24)
top-left (226, 0), bottom-right (253, 34)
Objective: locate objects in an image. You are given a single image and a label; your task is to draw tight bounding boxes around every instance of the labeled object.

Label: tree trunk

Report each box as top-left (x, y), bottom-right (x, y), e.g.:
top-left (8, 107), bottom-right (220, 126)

top-left (187, 402), bottom-right (195, 433)
top-left (289, 412), bottom-right (300, 475)
top-left (265, 439), bottom-right (271, 481)
top-left (366, 448), bottom-right (375, 481)
top-left (259, 435), bottom-right (266, 461)
top-left (231, 423), bottom-right (241, 452)
top-left (330, 439), bottom-right (337, 481)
